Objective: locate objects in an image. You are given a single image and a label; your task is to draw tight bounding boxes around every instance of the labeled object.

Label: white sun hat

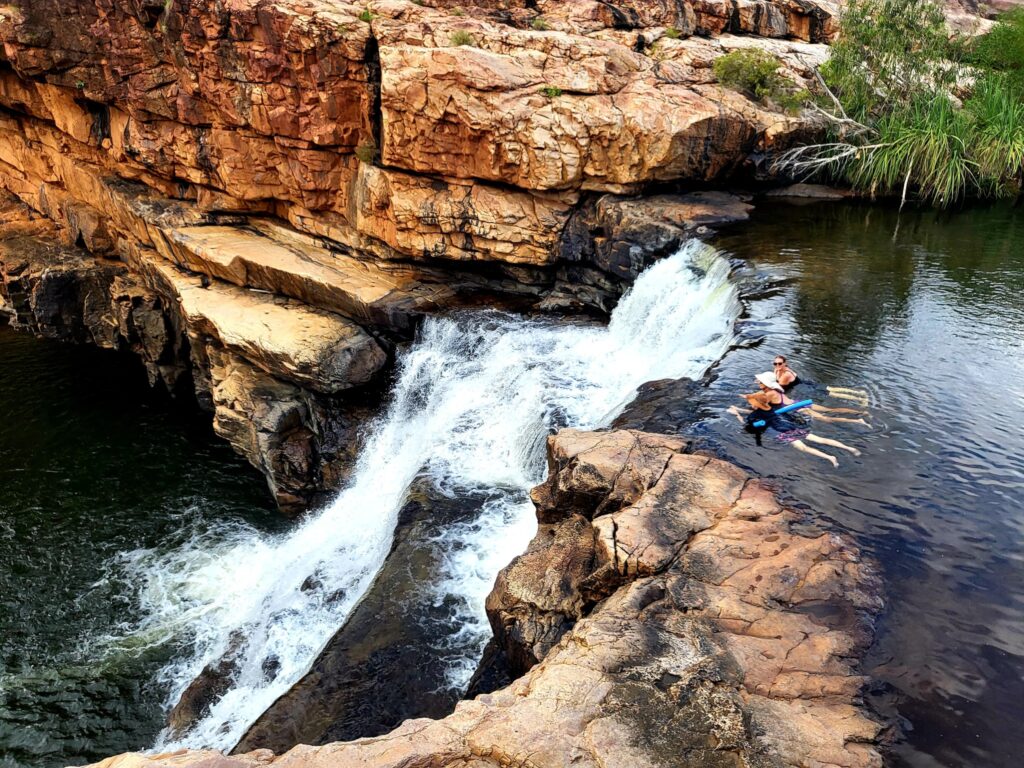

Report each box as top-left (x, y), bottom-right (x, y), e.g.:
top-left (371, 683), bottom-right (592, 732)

top-left (755, 371), bottom-right (784, 392)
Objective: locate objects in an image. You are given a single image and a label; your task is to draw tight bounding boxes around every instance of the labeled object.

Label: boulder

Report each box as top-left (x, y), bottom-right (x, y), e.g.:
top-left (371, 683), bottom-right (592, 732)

top-left (139, 256), bottom-right (387, 394)
top-left (83, 428), bottom-right (884, 768)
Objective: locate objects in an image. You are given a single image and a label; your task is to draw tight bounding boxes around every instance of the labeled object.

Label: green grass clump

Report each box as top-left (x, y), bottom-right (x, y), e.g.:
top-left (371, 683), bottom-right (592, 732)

top-left (355, 141), bottom-right (378, 164)
top-left (540, 85), bottom-right (562, 98)
top-left (358, 8), bottom-right (374, 22)
top-left (778, 0), bottom-right (1024, 206)
top-left (451, 8), bottom-right (464, 16)
top-left (450, 29), bottom-right (475, 46)
top-left (965, 74), bottom-right (1024, 193)
top-left (968, 9), bottom-right (1024, 94)
top-left (531, 17), bottom-right (550, 31)
top-left (664, 26), bottom-right (681, 39)
top-left (969, 9), bottom-right (1024, 72)
top-left (713, 49), bottom-right (806, 111)
top-left (851, 98), bottom-right (975, 207)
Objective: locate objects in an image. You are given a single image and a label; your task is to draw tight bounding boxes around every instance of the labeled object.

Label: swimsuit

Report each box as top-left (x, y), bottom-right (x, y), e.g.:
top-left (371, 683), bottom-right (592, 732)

top-left (746, 397), bottom-right (810, 443)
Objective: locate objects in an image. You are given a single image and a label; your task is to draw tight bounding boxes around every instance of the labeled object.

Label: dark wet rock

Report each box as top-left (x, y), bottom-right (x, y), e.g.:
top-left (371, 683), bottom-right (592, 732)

top-left (463, 639), bottom-right (513, 699)
top-left (485, 514), bottom-right (597, 674)
top-left (232, 484), bottom-right (480, 753)
top-left (765, 183), bottom-right (854, 200)
top-left (167, 632), bottom-right (246, 740)
top-left (546, 192), bottom-right (754, 312)
top-left (93, 427), bottom-right (884, 768)
top-left (612, 376), bottom-right (712, 435)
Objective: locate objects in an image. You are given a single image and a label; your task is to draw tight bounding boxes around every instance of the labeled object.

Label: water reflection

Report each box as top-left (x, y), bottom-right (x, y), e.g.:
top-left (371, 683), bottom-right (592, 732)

top-left (705, 202), bottom-right (1024, 768)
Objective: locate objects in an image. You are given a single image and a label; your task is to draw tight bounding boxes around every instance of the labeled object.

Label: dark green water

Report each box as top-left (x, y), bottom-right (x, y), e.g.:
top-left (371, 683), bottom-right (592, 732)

top-left (1, 202), bottom-right (1022, 768)
top-left (0, 326), bottom-right (282, 767)
top-left (698, 202), bottom-right (1023, 768)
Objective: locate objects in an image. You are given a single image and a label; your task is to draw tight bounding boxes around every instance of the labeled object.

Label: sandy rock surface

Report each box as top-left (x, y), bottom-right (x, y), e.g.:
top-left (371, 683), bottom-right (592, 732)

top-left (81, 428), bottom-right (883, 768)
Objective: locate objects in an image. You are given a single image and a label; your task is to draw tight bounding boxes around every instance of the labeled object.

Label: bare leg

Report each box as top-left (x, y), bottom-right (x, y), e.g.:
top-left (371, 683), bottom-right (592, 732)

top-left (811, 404), bottom-right (865, 415)
top-left (828, 386), bottom-right (868, 396)
top-left (827, 387), bottom-right (870, 405)
top-left (809, 411), bottom-right (871, 427)
top-left (806, 433), bottom-right (861, 456)
top-left (828, 392), bottom-right (871, 405)
top-left (791, 439), bottom-right (839, 467)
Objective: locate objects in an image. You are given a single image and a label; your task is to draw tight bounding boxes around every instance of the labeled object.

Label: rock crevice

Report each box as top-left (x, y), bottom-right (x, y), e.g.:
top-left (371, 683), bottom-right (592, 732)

top-left (82, 428), bottom-right (883, 768)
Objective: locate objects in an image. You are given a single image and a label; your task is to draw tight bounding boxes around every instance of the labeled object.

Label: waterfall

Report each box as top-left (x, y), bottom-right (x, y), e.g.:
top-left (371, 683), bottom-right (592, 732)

top-left (115, 240), bottom-right (740, 751)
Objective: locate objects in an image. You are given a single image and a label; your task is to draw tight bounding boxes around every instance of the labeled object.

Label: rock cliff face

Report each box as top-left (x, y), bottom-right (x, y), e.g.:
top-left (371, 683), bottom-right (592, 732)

top-left (0, 0), bottom-right (830, 503)
top-left (83, 428), bottom-right (884, 768)
top-left (0, 3), bottom-right (887, 760)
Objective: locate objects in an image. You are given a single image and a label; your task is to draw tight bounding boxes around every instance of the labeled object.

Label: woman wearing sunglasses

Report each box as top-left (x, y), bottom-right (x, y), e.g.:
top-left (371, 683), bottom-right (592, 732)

top-left (728, 372), bottom-right (861, 467)
top-left (772, 355), bottom-right (871, 424)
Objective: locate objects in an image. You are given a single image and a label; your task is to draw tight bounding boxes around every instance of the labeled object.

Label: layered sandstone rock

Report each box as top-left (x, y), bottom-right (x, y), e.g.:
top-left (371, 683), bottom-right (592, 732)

top-left (373, 2), bottom-right (822, 193)
top-left (0, 0), bottom-right (831, 275)
top-left (83, 428), bottom-right (883, 768)
top-left (140, 257), bottom-right (386, 393)
top-left (0, 0), bottom-right (810, 503)
top-left (0, 192), bottom-right (369, 510)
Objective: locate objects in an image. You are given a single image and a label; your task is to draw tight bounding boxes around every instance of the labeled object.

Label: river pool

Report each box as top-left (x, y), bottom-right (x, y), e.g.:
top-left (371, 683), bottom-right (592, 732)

top-left (0, 327), bottom-right (282, 767)
top-left (1, 200), bottom-right (1021, 768)
top-left (697, 201), bottom-right (1023, 768)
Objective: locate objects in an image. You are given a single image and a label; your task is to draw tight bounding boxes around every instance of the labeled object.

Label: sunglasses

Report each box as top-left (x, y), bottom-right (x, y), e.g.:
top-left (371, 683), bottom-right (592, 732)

top-left (773, 361), bottom-right (785, 366)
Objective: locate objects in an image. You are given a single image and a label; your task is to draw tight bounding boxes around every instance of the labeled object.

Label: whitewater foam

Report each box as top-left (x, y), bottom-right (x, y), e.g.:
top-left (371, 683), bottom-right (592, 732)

top-left (112, 240), bottom-right (740, 750)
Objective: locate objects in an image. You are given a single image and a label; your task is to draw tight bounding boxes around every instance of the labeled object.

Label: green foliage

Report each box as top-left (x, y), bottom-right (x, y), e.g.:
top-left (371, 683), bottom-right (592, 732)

top-left (713, 49), bottom-right (807, 112)
top-left (713, 49), bottom-right (780, 98)
top-left (822, 0), bottom-right (958, 122)
top-left (968, 9), bottom-right (1024, 93)
top-left (531, 17), bottom-right (550, 31)
top-left (449, 29), bottom-right (475, 46)
top-left (851, 97), bottom-right (975, 206)
top-left (358, 8), bottom-right (375, 22)
top-left (664, 26), bottom-right (681, 39)
top-left (540, 85), bottom-right (563, 98)
top-left (355, 141), bottom-right (378, 164)
top-left (451, 8), bottom-right (464, 16)
top-left (75, 80), bottom-right (85, 90)
top-left (965, 74), bottom-right (1024, 192)
top-left (776, 87), bottom-right (811, 114)
top-left (785, 0), bottom-right (1024, 205)
top-left (970, 9), bottom-right (1024, 71)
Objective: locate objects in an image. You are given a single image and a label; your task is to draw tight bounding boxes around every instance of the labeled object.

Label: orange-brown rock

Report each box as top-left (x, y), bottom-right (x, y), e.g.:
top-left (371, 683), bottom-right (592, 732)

top-left (138, 256), bottom-right (387, 394)
top-left (373, 2), bottom-right (823, 193)
top-left (0, 191), bottom-right (372, 511)
top-left (1, 0), bottom-right (833, 270)
top-left (81, 428), bottom-right (883, 768)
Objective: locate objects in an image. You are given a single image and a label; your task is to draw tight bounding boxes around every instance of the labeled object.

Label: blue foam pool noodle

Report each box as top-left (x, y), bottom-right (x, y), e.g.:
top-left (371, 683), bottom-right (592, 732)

top-left (752, 399), bottom-right (813, 428)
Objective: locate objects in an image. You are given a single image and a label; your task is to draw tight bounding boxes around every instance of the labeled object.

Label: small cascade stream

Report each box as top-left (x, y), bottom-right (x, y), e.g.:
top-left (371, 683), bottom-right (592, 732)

top-left (111, 240), bottom-right (740, 751)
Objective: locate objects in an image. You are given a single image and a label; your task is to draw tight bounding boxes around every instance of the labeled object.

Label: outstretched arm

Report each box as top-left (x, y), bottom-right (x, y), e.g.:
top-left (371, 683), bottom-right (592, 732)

top-left (727, 405), bottom-right (750, 423)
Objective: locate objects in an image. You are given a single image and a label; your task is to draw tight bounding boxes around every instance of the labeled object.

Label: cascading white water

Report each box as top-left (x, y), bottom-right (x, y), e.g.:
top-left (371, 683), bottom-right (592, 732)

top-left (113, 240), bottom-right (740, 751)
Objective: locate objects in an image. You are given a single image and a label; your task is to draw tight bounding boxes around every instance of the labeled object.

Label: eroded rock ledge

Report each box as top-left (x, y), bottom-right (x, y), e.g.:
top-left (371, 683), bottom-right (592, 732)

top-left (85, 428), bottom-right (884, 768)
top-left (0, 0), bottom-right (833, 504)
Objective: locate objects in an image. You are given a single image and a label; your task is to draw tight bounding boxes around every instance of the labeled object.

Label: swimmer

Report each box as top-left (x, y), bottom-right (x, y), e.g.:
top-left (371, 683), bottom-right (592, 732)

top-left (728, 372), bottom-right (861, 467)
top-left (772, 355), bottom-right (871, 422)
